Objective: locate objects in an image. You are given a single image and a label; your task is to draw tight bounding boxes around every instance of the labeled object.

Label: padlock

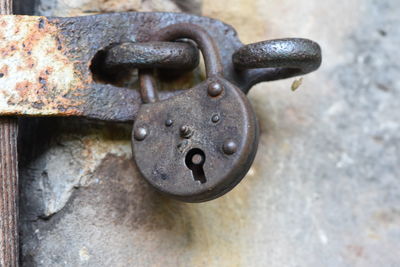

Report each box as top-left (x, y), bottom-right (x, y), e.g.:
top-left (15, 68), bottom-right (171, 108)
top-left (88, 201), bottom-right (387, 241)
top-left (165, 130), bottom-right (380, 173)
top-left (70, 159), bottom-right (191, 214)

top-left (132, 23), bottom-right (259, 202)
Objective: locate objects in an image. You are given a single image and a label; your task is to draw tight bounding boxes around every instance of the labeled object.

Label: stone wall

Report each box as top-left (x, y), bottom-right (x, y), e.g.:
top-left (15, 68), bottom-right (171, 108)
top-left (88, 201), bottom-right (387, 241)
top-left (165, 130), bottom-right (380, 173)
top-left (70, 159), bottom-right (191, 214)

top-left (17, 0), bottom-right (400, 266)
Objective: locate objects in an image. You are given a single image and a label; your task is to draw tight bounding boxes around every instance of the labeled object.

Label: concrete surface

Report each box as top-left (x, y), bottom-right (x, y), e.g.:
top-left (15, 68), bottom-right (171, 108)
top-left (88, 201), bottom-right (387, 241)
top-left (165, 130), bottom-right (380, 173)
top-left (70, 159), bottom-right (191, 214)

top-left (17, 0), bottom-right (400, 266)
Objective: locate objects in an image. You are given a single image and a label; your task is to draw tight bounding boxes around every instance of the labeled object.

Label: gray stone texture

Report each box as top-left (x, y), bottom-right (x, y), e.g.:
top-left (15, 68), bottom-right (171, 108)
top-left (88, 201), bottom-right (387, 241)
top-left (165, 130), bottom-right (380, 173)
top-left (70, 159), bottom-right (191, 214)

top-left (17, 0), bottom-right (400, 266)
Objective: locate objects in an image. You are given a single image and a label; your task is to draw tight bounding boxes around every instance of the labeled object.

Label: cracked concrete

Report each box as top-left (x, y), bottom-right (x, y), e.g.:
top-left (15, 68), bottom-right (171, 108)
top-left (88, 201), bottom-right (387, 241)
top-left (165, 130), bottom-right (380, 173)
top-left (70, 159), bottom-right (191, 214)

top-left (19, 119), bottom-right (132, 218)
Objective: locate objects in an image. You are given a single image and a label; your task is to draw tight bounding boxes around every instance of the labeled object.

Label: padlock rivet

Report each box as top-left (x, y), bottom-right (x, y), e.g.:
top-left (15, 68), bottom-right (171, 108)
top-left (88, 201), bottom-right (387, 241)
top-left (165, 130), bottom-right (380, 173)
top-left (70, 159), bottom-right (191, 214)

top-left (165, 119), bottom-right (173, 127)
top-left (180, 125), bottom-right (193, 138)
top-left (211, 114), bottom-right (220, 123)
top-left (223, 139), bottom-right (238, 155)
top-left (134, 127), bottom-right (148, 141)
top-left (208, 82), bottom-right (223, 97)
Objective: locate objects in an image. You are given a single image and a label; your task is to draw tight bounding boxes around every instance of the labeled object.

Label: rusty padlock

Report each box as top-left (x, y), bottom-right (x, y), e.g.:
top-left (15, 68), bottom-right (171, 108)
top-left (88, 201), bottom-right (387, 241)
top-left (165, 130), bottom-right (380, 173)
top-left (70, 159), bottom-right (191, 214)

top-left (132, 23), bottom-right (259, 202)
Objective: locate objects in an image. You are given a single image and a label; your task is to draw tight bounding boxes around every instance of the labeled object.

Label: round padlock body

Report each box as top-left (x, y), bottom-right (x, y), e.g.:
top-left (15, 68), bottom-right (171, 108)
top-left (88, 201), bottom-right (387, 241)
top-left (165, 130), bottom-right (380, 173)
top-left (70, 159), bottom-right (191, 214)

top-left (132, 77), bottom-right (259, 202)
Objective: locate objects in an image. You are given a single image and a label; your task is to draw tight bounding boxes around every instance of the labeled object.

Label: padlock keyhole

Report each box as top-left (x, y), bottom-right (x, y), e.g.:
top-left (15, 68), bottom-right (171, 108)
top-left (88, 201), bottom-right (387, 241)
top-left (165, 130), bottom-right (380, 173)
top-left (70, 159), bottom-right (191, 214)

top-left (185, 148), bottom-right (206, 184)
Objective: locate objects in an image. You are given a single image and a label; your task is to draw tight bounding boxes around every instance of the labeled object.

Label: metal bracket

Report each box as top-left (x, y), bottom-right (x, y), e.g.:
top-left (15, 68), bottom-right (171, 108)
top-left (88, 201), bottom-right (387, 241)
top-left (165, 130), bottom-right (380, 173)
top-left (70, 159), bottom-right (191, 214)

top-left (0, 13), bottom-right (321, 122)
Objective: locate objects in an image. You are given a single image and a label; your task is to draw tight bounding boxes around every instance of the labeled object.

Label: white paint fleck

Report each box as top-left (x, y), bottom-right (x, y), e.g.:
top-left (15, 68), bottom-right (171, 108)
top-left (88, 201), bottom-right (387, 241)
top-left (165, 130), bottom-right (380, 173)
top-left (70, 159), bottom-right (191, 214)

top-left (79, 247), bottom-right (90, 261)
top-left (318, 229), bottom-right (328, 245)
top-left (336, 153), bottom-right (354, 168)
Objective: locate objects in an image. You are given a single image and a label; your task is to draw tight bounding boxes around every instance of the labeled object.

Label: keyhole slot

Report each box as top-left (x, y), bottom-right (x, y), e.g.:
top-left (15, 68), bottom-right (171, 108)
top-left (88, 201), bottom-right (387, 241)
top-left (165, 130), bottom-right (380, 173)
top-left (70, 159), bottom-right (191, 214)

top-left (185, 148), bottom-right (206, 184)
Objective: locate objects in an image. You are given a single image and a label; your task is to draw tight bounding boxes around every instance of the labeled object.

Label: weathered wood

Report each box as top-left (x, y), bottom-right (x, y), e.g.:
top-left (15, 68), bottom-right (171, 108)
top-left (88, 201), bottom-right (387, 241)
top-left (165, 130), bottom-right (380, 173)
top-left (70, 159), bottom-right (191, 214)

top-left (0, 119), bottom-right (18, 267)
top-left (0, 0), bottom-right (12, 14)
top-left (0, 1), bottom-right (19, 266)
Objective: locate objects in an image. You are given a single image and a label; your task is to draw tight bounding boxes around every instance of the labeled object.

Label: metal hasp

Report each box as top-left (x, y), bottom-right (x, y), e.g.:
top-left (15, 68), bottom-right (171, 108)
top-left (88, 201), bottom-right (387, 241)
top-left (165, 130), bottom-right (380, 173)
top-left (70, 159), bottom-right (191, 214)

top-left (0, 13), bottom-right (321, 122)
top-left (0, 12), bottom-right (322, 202)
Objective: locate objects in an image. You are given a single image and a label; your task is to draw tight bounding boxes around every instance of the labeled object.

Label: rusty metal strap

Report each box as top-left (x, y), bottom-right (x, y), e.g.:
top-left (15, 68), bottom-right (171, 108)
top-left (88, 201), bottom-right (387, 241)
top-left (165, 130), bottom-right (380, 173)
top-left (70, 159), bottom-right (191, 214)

top-left (0, 13), bottom-right (321, 122)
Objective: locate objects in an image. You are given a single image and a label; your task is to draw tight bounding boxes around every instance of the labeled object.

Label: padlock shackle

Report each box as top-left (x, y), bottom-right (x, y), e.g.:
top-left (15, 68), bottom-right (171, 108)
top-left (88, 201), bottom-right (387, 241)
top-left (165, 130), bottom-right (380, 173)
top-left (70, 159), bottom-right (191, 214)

top-left (139, 23), bottom-right (224, 104)
top-left (151, 23), bottom-right (223, 77)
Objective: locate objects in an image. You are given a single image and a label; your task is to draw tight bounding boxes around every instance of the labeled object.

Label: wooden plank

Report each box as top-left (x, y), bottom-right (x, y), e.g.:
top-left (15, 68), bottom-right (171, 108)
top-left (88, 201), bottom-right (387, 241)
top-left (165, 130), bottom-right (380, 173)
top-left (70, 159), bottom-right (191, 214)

top-left (0, 1), bottom-right (19, 266)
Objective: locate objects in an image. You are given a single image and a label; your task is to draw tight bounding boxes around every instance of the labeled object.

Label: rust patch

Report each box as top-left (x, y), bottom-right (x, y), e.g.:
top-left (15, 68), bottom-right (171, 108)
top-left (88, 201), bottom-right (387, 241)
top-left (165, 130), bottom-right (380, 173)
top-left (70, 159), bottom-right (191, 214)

top-left (0, 15), bottom-right (84, 116)
top-left (15, 81), bottom-right (33, 97)
top-left (0, 65), bottom-right (9, 77)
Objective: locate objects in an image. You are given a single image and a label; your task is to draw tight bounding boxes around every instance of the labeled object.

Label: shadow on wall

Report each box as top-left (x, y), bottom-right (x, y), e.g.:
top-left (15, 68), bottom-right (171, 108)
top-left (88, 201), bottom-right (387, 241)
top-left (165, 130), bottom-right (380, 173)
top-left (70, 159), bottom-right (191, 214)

top-left (13, 0), bottom-right (202, 16)
top-left (14, 0), bottom-right (37, 15)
